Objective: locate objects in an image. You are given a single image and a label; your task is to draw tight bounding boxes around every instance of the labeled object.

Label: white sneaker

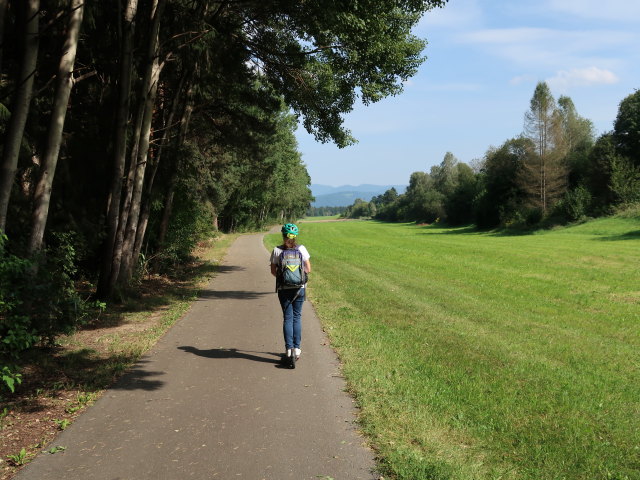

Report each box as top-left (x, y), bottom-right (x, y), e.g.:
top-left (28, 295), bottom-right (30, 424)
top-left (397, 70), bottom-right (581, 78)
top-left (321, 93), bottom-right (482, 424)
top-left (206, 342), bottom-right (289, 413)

top-left (286, 349), bottom-right (293, 357)
top-left (294, 348), bottom-right (301, 359)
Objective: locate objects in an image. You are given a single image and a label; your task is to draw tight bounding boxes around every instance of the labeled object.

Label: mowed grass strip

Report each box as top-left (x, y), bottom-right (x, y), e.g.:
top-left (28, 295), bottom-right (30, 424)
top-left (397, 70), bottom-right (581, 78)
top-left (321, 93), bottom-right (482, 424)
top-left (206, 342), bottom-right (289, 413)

top-left (268, 217), bottom-right (640, 480)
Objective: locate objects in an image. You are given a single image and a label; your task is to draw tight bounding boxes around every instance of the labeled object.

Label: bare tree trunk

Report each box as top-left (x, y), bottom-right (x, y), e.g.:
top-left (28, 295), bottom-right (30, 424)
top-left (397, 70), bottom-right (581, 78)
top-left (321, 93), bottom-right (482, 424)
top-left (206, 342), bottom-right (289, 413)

top-left (119, 60), bottom-right (162, 282)
top-left (0, 0), bottom-right (39, 232)
top-left (118, 0), bottom-right (165, 284)
top-left (212, 210), bottom-right (218, 231)
top-left (28, 0), bottom-right (84, 256)
top-left (96, 0), bottom-right (138, 299)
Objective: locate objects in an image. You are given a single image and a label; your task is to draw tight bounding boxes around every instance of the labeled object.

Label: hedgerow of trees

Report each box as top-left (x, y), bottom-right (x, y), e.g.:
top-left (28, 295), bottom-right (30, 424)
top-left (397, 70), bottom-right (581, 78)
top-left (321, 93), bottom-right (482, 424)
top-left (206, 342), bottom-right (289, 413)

top-left (306, 206), bottom-right (348, 217)
top-left (345, 83), bottom-right (640, 228)
top-left (0, 0), bottom-right (448, 390)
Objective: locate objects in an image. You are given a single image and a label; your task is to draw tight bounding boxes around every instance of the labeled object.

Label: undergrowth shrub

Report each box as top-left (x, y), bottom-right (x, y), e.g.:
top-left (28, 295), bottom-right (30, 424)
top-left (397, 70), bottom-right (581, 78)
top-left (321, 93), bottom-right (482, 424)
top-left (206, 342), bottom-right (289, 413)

top-left (158, 189), bottom-right (216, 272)
top-left (555, 185), bottom-right (593, 222)
top-left (610, 156), bottom-right (640, 206)
top-left (0, 233), bottom-right (95, 392)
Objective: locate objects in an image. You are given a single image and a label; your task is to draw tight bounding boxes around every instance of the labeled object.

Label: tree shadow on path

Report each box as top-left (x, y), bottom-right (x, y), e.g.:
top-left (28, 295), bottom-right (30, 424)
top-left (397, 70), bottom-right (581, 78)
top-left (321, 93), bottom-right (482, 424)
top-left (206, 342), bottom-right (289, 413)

top-left (178, 346), bottom-right (283, 365)
top-left (197, 290), bottom-right (271, 300)
top-left (110, 359), bottom-right (166, 391)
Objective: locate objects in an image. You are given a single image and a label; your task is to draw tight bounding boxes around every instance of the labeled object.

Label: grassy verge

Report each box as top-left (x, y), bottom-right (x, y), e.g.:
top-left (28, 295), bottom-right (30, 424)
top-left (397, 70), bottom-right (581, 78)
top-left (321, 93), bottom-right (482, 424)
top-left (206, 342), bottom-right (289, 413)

top-left (0, 233), bottom-right (238, 479)
top-left (268, 215), bottom-right (640, 480)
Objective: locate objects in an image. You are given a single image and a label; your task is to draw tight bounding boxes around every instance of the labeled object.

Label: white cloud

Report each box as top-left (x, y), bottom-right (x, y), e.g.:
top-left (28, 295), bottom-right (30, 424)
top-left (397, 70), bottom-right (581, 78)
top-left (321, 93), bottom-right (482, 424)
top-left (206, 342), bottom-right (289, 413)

top-left (545, 0), bottom-right (640, 22)
top-left (546, 67), bottom-right (619, 91)
top-left (458, 28), bottom-right (634, 70)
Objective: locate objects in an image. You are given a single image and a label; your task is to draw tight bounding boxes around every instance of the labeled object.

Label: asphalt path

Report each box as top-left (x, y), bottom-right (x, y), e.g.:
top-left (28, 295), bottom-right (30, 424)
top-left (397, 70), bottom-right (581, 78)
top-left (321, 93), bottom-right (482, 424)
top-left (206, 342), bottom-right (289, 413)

top-left (16, 233), bottom-right (377, 480)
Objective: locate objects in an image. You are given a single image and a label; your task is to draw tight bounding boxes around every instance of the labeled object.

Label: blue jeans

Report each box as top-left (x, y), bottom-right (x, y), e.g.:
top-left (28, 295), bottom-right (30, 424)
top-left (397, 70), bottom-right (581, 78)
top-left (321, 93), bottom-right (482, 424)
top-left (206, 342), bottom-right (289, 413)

top-left (278, 288), bottom-right (305, 350)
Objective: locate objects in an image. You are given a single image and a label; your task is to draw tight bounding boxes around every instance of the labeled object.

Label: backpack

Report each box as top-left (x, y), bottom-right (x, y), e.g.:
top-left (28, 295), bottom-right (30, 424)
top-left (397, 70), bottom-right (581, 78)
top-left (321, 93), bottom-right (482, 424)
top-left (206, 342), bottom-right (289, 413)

top-left (276, 246), bottom-right (308, 290)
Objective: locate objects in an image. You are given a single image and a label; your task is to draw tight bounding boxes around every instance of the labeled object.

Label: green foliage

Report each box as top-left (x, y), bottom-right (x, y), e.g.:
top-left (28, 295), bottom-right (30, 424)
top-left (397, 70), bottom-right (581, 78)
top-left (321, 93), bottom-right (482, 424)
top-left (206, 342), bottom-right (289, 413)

top-left (47, 446), bottom-right (67, 454)
top-left (371, 188), bottom-right (401, 221)
top-left (613, 89), bottom-right (640, 163)
top-left (248, 1), bottom-right (447, 146)
top-left (403, 171), bottom-right (444, 222)
top-left (0, 233), bottom-right (93, 392)
top-left (7, 447), bottom-right (28, 466)
top-left (553, 185), bottom-right (593, 222)
top-left (343, 198), bottom-right (372, 219)
top-left (0, 235), bottom-right (39, 392)
top-left (587, 133), bottom-right (619, 210)
top-left (160, 188), bottom-right (216, 269)
top-left (610, 155), bottom-right (640, 205)
top-left (54, 418), bottom-right (71, 430)
top-left (519, 205), bottom-right (543, 227)
top-left (306, 206), bottom-right (348, 217)
top-left (444, 163), bottom-right (479, 225)
top-left (27, 233), bottom-right (93, 342)
top-left (1, 366), bottom-right (22, 393)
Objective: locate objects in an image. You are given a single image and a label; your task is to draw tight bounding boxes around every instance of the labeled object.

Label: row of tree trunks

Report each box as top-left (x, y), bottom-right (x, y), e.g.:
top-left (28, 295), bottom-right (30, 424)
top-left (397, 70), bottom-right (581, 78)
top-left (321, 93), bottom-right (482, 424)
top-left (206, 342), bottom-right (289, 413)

top-left (0, 0), bottom-right (40, 232)
top-left (132, 72), bottom-right (188, 268)
top-left (96, 0), bottom-right (139, 299)
top-left (118, 0), bottom-right (167, 284)
top-left (28, 0), bottom-right (85, 256)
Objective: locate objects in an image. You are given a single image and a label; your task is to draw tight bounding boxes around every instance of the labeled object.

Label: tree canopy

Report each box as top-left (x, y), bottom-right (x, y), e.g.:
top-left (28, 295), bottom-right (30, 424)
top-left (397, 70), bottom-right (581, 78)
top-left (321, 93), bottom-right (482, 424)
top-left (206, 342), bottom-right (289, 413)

top-left (0, 0), bottom-right (449, 388)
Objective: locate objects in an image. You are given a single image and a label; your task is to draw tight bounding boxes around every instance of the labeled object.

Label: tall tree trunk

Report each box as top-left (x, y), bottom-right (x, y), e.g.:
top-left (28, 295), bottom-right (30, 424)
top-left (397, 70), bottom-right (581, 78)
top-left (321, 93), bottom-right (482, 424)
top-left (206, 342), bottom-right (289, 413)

top-left (0, 0), bottom-right (39, 232)
top-left (96, 0), bottom-right (138, 299)
top-left (119, 61), bottom-right (162, 282)
top-left (212, 212), bottom-right (218, 231)
top-left (157, 181), bottom-right (175, 246)
top-left (0, 0), bottom-right (7, 74)
top-left (132, 72), bottom-right (188, 268)
top-left (157, 82), bottom-right (193, 247)
top-left (28, 0), bottom-right (84, 256)
top-left (117, 0), bottom-right (165, 285)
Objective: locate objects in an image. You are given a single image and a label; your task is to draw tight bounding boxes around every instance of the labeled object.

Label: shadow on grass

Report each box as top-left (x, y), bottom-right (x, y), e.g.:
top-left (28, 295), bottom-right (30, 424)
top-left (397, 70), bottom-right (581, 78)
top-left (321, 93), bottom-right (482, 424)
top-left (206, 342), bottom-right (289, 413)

top-left (178, 346), bottom-right (281, 365)
top-left (595, 230), bottom-right (640, 241)
top-left (414, 224), bottom-right (536, 237)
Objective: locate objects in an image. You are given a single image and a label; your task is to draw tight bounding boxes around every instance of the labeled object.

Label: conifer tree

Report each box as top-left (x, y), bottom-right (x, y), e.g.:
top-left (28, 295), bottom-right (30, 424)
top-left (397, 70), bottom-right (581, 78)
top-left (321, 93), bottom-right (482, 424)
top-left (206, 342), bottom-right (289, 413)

top-left (521, 82), bottom-right (567, 213)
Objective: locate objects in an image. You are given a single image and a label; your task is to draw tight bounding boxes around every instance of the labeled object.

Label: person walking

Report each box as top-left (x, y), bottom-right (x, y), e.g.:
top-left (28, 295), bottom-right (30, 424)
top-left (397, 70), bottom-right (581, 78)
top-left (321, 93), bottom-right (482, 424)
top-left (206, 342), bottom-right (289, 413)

top-left (270, 223), bottom-right (311, 365)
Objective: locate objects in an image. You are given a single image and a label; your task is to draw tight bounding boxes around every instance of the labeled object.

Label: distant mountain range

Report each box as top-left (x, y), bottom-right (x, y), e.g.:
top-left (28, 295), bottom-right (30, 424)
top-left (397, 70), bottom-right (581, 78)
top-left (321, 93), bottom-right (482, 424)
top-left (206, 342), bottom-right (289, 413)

top-left (310, 184), bottom-right (406, 207)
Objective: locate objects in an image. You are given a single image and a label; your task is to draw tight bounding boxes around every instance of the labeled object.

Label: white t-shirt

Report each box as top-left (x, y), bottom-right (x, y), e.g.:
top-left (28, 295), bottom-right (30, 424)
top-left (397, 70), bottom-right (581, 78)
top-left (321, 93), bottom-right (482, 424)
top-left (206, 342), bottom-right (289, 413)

top-left (271, 245), bottom-right (310, 290)
top-left (270, 245), bottom-right (310, 266)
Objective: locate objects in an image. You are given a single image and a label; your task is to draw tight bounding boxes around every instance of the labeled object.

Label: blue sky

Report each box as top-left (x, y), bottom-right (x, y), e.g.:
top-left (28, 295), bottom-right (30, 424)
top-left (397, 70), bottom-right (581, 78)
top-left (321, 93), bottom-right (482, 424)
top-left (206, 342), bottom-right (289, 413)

top-left (295, 0), bottom-right (640, 187)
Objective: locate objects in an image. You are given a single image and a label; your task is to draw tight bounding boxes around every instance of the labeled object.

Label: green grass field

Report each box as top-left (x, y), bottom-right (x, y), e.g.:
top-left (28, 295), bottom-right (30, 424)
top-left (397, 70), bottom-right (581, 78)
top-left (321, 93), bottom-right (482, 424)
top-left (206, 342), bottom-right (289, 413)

top-left (267, 215), bottom-right (640, 480)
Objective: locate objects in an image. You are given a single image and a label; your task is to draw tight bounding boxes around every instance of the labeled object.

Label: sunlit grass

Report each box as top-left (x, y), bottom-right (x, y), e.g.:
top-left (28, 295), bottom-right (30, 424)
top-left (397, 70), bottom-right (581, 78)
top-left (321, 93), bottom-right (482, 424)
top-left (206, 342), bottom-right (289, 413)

top-left (267, 216), bottom-right (640, 480)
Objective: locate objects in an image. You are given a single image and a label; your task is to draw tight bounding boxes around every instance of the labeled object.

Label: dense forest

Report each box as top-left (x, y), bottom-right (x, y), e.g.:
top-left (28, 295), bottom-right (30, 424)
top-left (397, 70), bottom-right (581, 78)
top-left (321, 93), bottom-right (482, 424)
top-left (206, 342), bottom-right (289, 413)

top-left (0, 0), bottom-right (447, 390)
top-left (343, 83), bottom-right (640, 229)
